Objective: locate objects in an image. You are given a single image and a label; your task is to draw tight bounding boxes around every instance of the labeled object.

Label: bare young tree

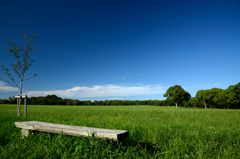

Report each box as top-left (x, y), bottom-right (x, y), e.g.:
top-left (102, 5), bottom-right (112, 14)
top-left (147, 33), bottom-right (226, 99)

top-left (0, 33), bottom-right (37, 116)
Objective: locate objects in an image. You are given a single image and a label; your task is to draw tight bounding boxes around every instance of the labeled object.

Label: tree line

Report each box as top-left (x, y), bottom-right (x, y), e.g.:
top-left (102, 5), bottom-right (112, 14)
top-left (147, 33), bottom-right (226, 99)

top-left (0, 82), bottom-right (239, 109)
top-left (195, 82), bottom-right (240, 109)
top-left (0, 94), bottom-right (172, 106)
top-left (163, 82), bottom-right (240, 109)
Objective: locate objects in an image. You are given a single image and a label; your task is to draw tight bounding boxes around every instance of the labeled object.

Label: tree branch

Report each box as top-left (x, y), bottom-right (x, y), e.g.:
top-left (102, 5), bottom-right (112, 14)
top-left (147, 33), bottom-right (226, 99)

top-left (0, 77), bottom-right (20, 90)
top-left (23, 74), bottom-right (38, 81)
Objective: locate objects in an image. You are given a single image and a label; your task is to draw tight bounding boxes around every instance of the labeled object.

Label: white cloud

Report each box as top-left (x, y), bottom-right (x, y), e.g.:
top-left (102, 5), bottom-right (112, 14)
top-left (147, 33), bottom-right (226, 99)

top-left (215, 83), bottom-right (220, 86)
top-left (0, 81), bottom-right (19, 92)
top-left (26, 84), bottom-right (166, 98)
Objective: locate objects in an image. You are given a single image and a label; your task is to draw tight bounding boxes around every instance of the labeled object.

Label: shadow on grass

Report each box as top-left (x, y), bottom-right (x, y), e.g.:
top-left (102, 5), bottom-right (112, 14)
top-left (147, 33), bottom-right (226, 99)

top-left (26, 130), bottom-right (162, 155)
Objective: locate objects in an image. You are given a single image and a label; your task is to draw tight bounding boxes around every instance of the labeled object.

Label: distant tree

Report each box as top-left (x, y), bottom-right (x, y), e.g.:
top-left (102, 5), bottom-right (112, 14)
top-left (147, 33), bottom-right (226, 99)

top-left (225, 82), bottom-right (240, 109)
top-left (196, 90), bottom-right (209, 109)
top-left (213, 89), bottom-right (228, 109)
top-left (141, 100), bottom-right (147, 105)
top-left (164, 99), bottom-right (174, 106)
top-left (8, 96), bottom-right (17, 104)
top-left (121, 100), bottom-right (128, 105)
top-left (45, 94), bottom-right (62, 105)
top-left (189, 97), bottom-right (202, 108)
top-left (104, 100), bottom-right (110, 106)
top-left (83, 100), bottom-right (92, 106)
top-left (65, 99), bottom-right (73, 105)
top-left (111, 100), bottom-right (118, 106)
top-left (135, 100), bottom-right (140, 105)
top-left (29, 97), bottom-right (38, 105)
top-left (147, 100), bottom-right (154, 105)
top-left (62, 99), bottom-right (67, 105)
top-left (157, 100), bottom-right (164, 106)
top-left (207, 88), bottom-right (223, 108)
top-left (73, 100), bottom-right (81, 105)
top-left (2, 99), bottom-right (10, 104)
top-left (98, 100), bottom-right (103, 106)
top-left (0, 33), bottom-right (37, 116)
top-left (153, 100), bottom-right (160, 106)
top-left (37, 97), bottom-right (47, 105)
top-left (163, 85), bottom-right (191, 108)
top-left (92, 100), bottom-right (99, 106)
top-left (196, 88), bottom-right (223, 109)
top-left (182, 100), bottom-right (190, 107)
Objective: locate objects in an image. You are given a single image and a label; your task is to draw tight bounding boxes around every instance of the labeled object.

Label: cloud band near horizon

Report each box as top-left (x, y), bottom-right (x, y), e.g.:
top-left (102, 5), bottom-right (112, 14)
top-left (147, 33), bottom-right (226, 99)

top-left (26, 84), bottom-right (165, 98)
top-left (0, 81), bottom-right (19, 92)
top-left (0, 83), bottom-right (166, 98)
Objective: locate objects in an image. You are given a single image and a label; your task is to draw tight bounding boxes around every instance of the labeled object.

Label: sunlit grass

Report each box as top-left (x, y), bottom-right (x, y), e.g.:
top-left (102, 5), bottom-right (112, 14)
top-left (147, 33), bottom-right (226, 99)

top-left (0, 105), bottom-right (239, 158)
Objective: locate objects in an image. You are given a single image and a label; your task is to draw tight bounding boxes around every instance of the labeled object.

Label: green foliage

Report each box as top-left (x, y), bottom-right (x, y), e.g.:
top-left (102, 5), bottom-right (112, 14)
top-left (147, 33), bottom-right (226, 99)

top-left (213, 89), bottom-right (228, 109)
top-left (1, 99), bottom-right (9, 104)
top-left (1, 95), bottom-right (170, 106)
top-left (189, 97), bottom-right (202, 108)
top-left (196, 83), bottom-right (240, 109)
top-left (196, 89), bottom-right (209, 109)
top-left (225, 82), bottom-right (240, 108)
top-left (8, 96), bottom-right (17, 104)
top-left (163, 85), bottom-right (191, 107)
top-left (0, 105), bottom-right (240, 158)
top-left (207, 88), bottom-right (224, 108)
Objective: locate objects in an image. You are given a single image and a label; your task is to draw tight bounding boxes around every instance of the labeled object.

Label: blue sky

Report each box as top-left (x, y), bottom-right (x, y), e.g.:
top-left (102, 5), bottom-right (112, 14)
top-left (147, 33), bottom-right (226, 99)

top-left (0, 0), bottom-right (239, 101)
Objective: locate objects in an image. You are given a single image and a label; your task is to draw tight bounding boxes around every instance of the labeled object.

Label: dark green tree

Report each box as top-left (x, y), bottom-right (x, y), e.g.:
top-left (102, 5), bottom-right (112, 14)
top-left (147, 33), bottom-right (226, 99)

top-left (213, 89), bottom-right (228, 109)
top-left (73, 99), bottom-right (81, 105)
top-left (37, 97), bottom-right (47, 105)
top-left (1, 99), bottom-right (9, 104)
top-left (208, 88), bottom-right (223, 108)
top-left (189, 97), bottom-right (202, 108)
top-left (164, 98), bottom-right (174, 106)
top-left (83, 100), bottom-right (92, 106)
top-left (163, 85), bottom-right (191, 108)
top-left (29, 97), bottom-right (37, 105)
top-left (225, 82), bottom-right (240, 109)
top-left (196, 89), bottom-right (209, 109)
top-left (64, 99), bottom-right (73, 105)
top-left (0, 33), bottom-right (37, 116)
top-left (8, 96), bottom-right (18, 104)
top-left (93, 100), bottom-right (99, 106)
top-left (196, 88), bottom-right (223, 109)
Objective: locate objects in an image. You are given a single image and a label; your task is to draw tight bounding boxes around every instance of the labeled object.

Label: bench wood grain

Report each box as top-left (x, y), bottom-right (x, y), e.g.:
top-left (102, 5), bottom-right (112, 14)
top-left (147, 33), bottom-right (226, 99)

top-left (15, 121), bottom-right (128, 141)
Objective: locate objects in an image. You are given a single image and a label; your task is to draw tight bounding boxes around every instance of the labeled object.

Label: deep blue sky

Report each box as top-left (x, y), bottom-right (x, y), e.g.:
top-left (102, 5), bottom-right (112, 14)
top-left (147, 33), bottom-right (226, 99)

top-left (0, 0), bottom-right (239, 101)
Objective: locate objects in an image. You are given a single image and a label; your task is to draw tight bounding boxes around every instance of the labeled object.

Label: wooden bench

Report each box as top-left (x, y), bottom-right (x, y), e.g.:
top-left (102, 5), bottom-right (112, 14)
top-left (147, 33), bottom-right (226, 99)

top-left (15, 121), bottom-right (128, 141)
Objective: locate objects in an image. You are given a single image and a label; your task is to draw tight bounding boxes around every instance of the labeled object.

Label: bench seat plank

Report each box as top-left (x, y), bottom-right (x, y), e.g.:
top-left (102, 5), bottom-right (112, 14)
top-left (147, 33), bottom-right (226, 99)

top-left (15, 121), bottom-right (128, 141)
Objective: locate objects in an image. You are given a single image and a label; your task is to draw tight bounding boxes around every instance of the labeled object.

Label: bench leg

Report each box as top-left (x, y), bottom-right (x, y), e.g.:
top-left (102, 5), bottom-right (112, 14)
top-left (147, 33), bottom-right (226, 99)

top-left (21, 129), bottom-right (29, 138)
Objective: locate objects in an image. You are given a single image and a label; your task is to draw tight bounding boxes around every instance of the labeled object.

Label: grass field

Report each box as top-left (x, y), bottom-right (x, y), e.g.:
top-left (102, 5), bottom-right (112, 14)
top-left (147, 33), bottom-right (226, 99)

top-left (0, 105), bottom-right (239, 158)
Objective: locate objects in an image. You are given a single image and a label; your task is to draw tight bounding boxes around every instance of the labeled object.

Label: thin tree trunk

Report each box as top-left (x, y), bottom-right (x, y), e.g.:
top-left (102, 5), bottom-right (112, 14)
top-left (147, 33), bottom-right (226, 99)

top-left (24, 97), bottom-right (27, 117)
top-left (17, 98), bottom-right (20, 117)
top-left (204, 101), bottom-right (207, 109)
top-left (175, 102), bottom-right (178, 108)
top-left (18, 74), bottom-right (24, 117)
top-left (20, 74), bottom-right (23, 96)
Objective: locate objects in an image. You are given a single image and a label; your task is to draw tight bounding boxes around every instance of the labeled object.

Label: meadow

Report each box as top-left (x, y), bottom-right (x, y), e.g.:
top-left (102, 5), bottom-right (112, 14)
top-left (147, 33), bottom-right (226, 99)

top-left (0, 105), bottom-right (239, 158)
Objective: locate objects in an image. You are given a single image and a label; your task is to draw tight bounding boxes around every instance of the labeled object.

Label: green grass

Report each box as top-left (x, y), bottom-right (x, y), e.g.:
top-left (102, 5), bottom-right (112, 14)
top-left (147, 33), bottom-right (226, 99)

top-left (0, 105), bottom-right (240, 158)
